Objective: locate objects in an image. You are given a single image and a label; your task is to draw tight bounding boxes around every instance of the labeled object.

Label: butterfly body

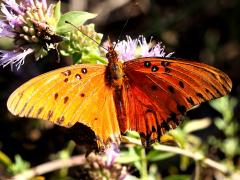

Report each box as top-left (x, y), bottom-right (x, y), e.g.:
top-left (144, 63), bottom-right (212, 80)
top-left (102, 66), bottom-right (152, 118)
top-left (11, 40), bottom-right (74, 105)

top-left (7, 45), bottom-right (232, 150)
top-left (106, 46), bottom-right (124, 89)
top-left (106, 46), bottom-right (129, 137)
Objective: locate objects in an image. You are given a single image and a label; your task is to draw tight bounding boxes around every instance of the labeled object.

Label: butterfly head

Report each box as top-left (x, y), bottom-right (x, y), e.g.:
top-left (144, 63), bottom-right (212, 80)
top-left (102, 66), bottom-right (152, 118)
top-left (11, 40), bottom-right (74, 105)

top-left (106, 45), bottom-right (119, 63)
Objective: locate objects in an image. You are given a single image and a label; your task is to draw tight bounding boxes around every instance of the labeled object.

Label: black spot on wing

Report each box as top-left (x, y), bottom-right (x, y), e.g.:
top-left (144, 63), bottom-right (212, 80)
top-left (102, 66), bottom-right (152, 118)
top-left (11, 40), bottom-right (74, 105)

top-left (167, 112), bottom-right (179, 126)
top-left (144, 61), bottom-right (151, 68)
top-left (177, 104), bottom-right (186, 114)
top-left (179, 81), bottom-right (184, 88)
top-left (161, 121), bottom-right (170, 131)
top-left (205, 88), bottom-right (215, 98)
top-left (57, 116), bottom-right (65, 124)
top-left (151, 65), bottom-right (159, 72)
top-left (161, 61), bottom-right (171, 67)
top-left (196, 92), bottom-right (207, 101)
top-left (186, 97), bottom-right (195, 106)
top-left (64, 96), bottom-right (69, 104)
top-left (152, 126), bottom-right (156, 132)
top-left (37, 107), bottom-right (44, 117)
top-left (151, 85), bottom-right (158, 91)
top-left (75, 74), bottom-right (81, 79)
top-left (54, 93), bottom-right (58, 100)
top-left (168, 85), bottom-right (175, 93)
top-left (81, 68), bottom-right (87, 74)
top-left (62, 70), bottom-right (71, 76)
top-left (47, 110), bottom-right (53, 120)
top-left (165, 67), bottom-right (171, 73)
top-left (64, 78), bottom-right (68, 82)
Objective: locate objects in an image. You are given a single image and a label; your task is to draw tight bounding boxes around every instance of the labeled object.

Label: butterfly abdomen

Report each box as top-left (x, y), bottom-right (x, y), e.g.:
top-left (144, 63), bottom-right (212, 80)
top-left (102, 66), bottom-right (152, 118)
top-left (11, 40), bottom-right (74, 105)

top-left (113, 88), bottom-right (129, 132)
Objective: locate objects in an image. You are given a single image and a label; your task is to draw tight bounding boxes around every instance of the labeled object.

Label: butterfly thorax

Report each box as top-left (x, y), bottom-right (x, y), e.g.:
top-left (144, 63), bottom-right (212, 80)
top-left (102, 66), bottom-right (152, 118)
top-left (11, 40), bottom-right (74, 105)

top-left (106, 46), bottom-right (124, 89)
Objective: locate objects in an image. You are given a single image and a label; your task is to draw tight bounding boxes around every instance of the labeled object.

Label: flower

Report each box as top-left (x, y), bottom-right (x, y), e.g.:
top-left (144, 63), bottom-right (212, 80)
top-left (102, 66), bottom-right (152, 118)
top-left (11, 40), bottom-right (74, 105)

top-left (0, 48), bottom-right (34, 69)
top-left (0, 0), bottom-right (61, 70)
top-left (83, 143), bottom-right (128, 179)
top-left (114, 35), bottom-right (174, 61)
top-left (105, 143), bottom-right (120, 167)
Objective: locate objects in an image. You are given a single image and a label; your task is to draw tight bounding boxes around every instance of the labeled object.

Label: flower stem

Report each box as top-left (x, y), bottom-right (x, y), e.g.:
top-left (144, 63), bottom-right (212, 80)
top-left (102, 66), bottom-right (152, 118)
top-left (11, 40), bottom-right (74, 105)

top-left (140, 148), bottom-right (148, 179)
top-left (122, 136), bottom-right (230, 175)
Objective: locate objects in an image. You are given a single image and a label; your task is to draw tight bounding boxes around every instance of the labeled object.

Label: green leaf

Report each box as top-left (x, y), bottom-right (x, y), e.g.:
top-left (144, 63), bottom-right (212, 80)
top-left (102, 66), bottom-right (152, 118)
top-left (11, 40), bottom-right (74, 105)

top-left (147, 150), bottom-right (175, 162)
top-left (8, 155), bottom-right (30, 175)
top-left (60, 50), bottom-right (71, 56)
top-left (117, 147), bottom-right (141, 164)
top-left (125, 130), bottom-right (141, 139)
top-left (116, 153), bottom-right (141, 164)
top-left (72, 52), bottom-right (82, 63)
top-left (169, 128), bottom-right (186, 148)
top-left (223, 138), bottom-right (239, 158)
top-left (56, 11), bottom-right (97, 34)
top-left (183, 118), bottom-right (211, 133)
top-left (0, 151), bottom-right (12, 166)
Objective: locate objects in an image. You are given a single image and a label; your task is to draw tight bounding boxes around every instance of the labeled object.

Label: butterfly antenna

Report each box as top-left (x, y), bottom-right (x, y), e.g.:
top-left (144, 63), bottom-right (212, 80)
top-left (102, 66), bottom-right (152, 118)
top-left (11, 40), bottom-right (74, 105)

top-left (113, 1), bottom-right (139, 49)
top-left (65, 20), bottom-right (108, 51)
top-left (113, 18), bottom-right (129, 49)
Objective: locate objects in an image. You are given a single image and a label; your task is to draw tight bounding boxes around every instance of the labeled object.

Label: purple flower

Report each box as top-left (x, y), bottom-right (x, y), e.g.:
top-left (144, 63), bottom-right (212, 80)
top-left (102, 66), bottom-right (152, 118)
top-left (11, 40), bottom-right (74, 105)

top-left (0, 48), bottom-right (34, 70)
top-left (0, 0), bottom-right (59, 70)
top-left (114, 35), bottom-right (174, 61)
top-left (105, 143), bottom-right (120, 167)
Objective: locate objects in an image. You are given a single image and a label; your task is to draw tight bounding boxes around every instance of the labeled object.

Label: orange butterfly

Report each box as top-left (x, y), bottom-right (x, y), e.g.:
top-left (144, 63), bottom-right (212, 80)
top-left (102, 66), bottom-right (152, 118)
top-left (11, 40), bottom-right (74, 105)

top-left (7, 44), bottom-right (232, 150)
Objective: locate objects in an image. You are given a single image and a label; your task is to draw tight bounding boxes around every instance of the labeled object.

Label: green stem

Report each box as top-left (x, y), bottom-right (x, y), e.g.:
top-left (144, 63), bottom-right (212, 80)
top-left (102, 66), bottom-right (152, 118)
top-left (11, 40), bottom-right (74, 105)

top-left (140, 148), bottom-right (148, 179)
top-left (194, 160), bottom-right (201, 180)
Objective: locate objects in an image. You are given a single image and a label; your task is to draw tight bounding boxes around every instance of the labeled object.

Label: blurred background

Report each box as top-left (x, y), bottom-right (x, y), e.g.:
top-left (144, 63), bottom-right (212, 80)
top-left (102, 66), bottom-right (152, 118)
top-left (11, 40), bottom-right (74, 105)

top-left (0, 0), bottom-right (239, 179)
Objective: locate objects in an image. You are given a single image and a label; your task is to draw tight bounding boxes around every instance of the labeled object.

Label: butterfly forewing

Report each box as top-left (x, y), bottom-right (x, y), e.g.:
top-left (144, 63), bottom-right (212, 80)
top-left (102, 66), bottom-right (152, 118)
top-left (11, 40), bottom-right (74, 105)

top-left (123, 57), bottom-right (232, 145)
top-left (7, 64), bottom-right (121, 148)
top-left (124, 57), bottom-right (232, 106)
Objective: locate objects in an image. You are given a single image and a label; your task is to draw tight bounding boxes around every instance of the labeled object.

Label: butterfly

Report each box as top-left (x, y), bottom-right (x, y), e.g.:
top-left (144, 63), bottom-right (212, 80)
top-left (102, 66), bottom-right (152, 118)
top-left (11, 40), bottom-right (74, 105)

top-left (7, 45), bottom-right (232, 150)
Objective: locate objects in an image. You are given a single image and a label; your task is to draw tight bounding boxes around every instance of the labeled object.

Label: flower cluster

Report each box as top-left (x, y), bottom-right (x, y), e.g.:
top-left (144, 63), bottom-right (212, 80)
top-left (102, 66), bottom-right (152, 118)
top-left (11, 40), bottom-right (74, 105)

top-left (0, 0), bottom-right (60, 69)
top-left (60, 23), bottom-right (105, 64)
top-left (114, 35), bottom-right (173, 61)
top-left (0, 0), bottom-right (172, 70)
top-left (83, 144), bottom-right (128, 180)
